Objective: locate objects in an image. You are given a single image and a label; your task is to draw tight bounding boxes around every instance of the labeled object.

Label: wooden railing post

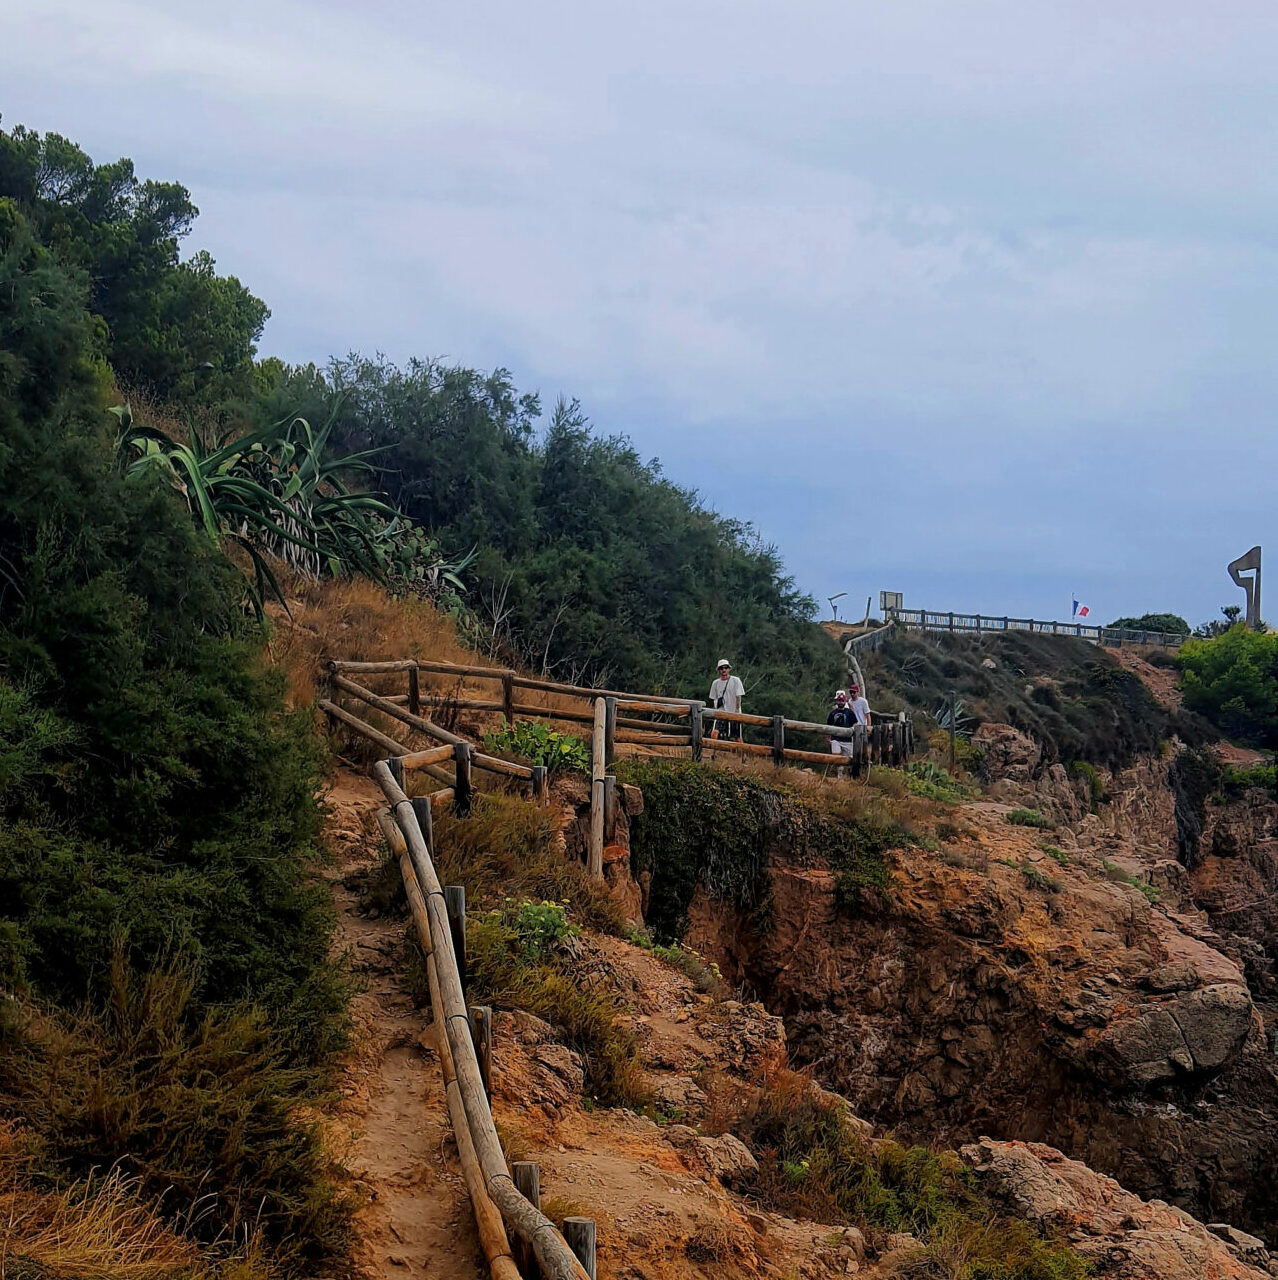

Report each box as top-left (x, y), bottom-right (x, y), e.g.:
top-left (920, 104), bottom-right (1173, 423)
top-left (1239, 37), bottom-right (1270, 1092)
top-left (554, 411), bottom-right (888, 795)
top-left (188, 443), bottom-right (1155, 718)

top-left (603, 696), bottom-right (617, 768)
top-left (531, 765), bottom-right (549, 805)
top-left (563, 1218), bottom-right (596, 1280)
top-left (512, 1162), bottom-right (541, 1279)
top-left (412, 794), bottom-right (434, 852)
top-left (408, 665), bottom-right (421, 717)
top-left (589, 699), bottom-right (606, 879)
top-left (445, 885), bottom-right (467, 995)
top-left (453, 741), bottom-right (473, 817)
top-left (502, 673), bottom-right (515, 726)
top-left (603, 774), bottom-right (619, 844)
top-left (690, 703), bottom-right (703, 762)
top-left (771, 715), bottom-right (785, 766)
top-left (388, 755), bottom-right (405, 791)
top-left (470, 1004), bottom-right (493, 1101)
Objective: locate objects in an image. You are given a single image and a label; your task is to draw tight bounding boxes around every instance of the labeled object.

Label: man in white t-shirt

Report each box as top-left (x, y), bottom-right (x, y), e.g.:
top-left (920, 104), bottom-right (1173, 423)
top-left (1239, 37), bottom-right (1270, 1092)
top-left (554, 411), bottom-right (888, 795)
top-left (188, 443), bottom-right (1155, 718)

top-left (848, 683), bottom-right (871, 728)
top-left (708, 658), bottom-right (745, 741)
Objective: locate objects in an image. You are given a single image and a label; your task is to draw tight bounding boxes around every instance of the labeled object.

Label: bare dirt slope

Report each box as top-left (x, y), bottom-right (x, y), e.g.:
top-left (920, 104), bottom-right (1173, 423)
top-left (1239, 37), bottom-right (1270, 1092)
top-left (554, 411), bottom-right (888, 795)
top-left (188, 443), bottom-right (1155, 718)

top-left (324, 772), bottom-right (484, 1280)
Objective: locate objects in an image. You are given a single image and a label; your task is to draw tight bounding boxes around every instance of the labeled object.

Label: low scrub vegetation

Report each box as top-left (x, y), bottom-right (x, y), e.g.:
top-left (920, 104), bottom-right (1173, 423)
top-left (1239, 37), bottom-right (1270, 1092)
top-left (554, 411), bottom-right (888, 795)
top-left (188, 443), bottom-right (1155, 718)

top-left (429, 793), bottom-right (627, 936)
top-left (1006, 809), bottom-right (1054, 830)
top-left (729, 1055), bottom-right (1088, 1279)
top-left (863, 630), bottom-right (1206, 771)
top-left (463, 909), bottom-right (644, 1107)
top-left (619, 759), bottom-right (908, 941)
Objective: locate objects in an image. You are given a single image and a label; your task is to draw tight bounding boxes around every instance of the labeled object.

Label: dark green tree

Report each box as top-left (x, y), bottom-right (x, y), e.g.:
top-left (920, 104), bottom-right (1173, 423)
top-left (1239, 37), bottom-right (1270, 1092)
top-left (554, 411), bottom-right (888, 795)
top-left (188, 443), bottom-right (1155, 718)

top-left (0, 121), bottom-right (268, 403)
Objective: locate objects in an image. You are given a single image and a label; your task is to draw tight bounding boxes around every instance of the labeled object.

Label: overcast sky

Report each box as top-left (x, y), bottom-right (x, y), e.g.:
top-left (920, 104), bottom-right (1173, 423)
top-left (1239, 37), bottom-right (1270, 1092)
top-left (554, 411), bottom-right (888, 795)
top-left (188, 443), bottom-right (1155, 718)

top-left (6, 1), bottom-right (1277, 626)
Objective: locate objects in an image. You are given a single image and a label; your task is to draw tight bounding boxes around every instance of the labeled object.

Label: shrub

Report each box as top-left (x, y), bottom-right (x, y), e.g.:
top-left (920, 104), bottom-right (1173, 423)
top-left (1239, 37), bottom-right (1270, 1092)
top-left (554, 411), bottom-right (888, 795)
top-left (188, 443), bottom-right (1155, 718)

top-left (1006, 809), bottom-right (1054, 830)
top-left (512, 900), bottom-right (578, 958)
top-left (484, 721), bottom-right (590, 773)
top-left (463, 916), bottom-right (643, 1106)
top-left (1107, 612), bottom-right (1190, 637)
top-left (619, 760), bottom-right (903, 941)
top-left (1, 952), bottom-right (351, 1274)
top-left (733, 1056), bottom-right (1087, 1279)
top-left (1042, 845), bottom-right (1070, 866)
top-left (1178, 625), bottom-right (1278, 747)
top-left (1068, 759), bottom-right (1106, 803)
top-left (905, 761), bottom-right (972, 805)
top-left (429, 793), bottom-right (626, 935)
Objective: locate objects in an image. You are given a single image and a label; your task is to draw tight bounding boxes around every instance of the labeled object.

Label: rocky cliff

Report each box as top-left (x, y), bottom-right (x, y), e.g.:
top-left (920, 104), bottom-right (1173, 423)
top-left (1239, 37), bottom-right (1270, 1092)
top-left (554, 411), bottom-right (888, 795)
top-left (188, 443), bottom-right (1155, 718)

top-left (677, 738), bottom-right (1278, 1246)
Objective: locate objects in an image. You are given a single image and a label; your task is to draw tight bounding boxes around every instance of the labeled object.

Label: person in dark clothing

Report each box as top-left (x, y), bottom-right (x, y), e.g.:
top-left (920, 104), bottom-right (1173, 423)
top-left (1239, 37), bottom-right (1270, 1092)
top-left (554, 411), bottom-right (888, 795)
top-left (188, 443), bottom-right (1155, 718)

top-left (827, 688), bottom-right (857, 755)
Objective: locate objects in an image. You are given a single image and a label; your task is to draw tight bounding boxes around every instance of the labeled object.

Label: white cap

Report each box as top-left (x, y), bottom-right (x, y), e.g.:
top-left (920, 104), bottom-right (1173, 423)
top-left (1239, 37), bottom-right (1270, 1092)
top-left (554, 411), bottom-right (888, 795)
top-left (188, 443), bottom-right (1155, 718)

top-left (717, 658), bottom-right (731, 668)
top-left (835, 689), bottom-right (848, 700)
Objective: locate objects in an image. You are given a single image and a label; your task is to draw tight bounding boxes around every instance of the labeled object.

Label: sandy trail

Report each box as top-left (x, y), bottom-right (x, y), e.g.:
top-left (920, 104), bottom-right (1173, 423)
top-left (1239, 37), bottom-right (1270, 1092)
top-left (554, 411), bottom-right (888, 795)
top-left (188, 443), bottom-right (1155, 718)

top-left (325, 771), bottom-right (484, 1280)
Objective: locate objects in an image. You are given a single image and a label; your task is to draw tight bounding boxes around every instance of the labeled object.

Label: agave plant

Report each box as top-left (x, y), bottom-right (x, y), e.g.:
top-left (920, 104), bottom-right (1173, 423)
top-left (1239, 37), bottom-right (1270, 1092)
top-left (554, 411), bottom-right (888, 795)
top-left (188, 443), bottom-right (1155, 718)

top-left (112, 404), bottom-right (470, 614)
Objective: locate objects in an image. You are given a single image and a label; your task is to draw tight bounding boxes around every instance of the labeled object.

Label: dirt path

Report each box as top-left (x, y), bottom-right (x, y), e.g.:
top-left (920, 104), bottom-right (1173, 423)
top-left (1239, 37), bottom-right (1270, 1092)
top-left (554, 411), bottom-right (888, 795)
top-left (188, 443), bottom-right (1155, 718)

top-left (324, 771), bottom-right (484, 1280)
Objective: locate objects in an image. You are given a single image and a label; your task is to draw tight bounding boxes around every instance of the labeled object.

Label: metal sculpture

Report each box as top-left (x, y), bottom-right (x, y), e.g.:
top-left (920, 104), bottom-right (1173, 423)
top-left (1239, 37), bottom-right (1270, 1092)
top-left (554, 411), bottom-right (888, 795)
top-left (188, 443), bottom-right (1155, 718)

top-left (1227, 546), bottom-right (1262, 629)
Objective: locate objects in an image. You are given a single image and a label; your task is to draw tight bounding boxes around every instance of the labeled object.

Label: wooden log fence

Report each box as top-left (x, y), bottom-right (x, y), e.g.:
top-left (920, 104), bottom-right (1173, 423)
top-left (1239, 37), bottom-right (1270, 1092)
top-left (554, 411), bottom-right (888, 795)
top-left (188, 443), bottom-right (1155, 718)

top-left (374, 774), bottom-right (592, 1280)
top-left (320, 657), bottom-right (925, 1278)
top-left (325, 657), bottom-right (915, 799)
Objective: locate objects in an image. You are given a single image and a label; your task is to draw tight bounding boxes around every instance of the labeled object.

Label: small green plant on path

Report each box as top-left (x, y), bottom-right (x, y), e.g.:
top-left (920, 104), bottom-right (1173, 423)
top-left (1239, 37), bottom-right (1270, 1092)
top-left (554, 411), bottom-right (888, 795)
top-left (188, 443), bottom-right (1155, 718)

top-left (512, 899), bottom-right (578, 958)
top-left (1007, 808), bottom-right (1054, 830)
top-left (905, 761), bottom-right (973, 804)
top-left (1042, 844), bottom-right (1070, 866)
top-left (1101, 859), bottom-right (1160, 904)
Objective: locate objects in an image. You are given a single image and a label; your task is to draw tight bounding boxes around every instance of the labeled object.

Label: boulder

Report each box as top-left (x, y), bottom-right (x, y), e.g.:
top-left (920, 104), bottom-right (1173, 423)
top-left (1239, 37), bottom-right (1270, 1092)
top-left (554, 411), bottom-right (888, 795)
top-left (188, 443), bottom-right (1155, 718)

top-left (973, 722), bottom-right (1040, 783)
top-left (963, 1138), bottom-right (1272, 1279)
top-left (666, 1125), bottom-right (759, 1186)
top-left (650, 1074), bottom-right (708, 1116)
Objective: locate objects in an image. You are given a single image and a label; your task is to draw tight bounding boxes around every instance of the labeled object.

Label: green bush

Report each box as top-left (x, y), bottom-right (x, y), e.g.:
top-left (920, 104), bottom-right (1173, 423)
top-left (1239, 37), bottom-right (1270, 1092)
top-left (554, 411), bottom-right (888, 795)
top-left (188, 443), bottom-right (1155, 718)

top-left (905, 761), bottom-right (972, 804)
top-left (1107, 612), bottom-right (1190, 637)
top-left (512, 899), bottom-right (578, 958)
top-left (1042, 845), bottom-right (1070, 866)
top-left (738, 1062), bottom-right (1088, 1279)
top-left (1178, 625), bottom-right (1278, 747)
top-left (1006, 809), bottom-right (1054, 830)
top-left (484, 721), bottom-right (590, 772)
top-left (1068, 759), bottom-right (1106, 803)
top-left (618, 760), bottom-right (903, 941)
top-left (464, 915), bottom-right (643, 1106)
top-left (1, 952), bottom-right (351, 1272)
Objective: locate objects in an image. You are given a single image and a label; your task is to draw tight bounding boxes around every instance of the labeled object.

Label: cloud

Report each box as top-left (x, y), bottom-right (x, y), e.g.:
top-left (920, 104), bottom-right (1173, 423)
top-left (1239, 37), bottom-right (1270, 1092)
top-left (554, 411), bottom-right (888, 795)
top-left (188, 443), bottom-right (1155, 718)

top-left (4, 0), bottom-right (1277, 625)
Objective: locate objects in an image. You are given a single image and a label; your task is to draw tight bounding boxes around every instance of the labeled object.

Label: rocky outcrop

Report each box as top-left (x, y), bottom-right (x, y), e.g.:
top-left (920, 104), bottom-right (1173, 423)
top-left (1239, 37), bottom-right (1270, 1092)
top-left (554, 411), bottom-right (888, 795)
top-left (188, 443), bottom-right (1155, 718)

top-left (963, 1138), bottom-right (1275, 1279)
top-left (683, 802), bottom-right (1278, 1242)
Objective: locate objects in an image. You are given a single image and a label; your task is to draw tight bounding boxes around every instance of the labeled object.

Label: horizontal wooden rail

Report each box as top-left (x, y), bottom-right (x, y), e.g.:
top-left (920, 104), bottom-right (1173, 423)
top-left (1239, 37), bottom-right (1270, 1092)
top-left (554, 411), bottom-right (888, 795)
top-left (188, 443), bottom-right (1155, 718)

top-left (614, 699), bottom-right (691, 717)
top-left (472, 752), bottom-right (535, 781)
top-left (397, 658), bottom-right (697, 707)
top-left (615, 729), bottom-right (693, 746)
top-left (706, 708), bottom-right (774, 728)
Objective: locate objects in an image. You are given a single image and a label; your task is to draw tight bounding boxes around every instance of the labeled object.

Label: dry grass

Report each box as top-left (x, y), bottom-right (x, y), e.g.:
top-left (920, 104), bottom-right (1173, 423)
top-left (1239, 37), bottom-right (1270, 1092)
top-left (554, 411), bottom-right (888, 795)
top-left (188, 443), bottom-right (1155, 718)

top-left (0, 1124), bottom-right (273, 1280)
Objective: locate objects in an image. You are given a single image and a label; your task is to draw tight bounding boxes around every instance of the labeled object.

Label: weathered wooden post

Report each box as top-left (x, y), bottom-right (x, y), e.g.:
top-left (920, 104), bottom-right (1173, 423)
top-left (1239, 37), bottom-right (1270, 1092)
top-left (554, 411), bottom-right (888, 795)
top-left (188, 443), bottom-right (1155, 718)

top-left (502, 672), bottom-right (515, 726)
top-left (531, 765), bottom-right (549, 806)
top-left (453, 740), bottom-right (473, 817)
top-left (771, 715), bottom-right (785, 766)
top-left (470, 1005), bottom-right (493, 1101)
top-left (388, 754), bottom-right (405, 792)
top-left (689, 703), bottom-right (703, 762)
top-left (563, 1218), bottom-right (596, 1280)
top-left (853, 723), bottom-right (866, 776)
top-left (603, 696), bottom-right (617, 769)
top-left (603, 774), bottom-right (618, 844)
top-left (411, 795), bottom-right (434, 852)
top-left (589, 698), bottom-right (606, 879)
top-left (407, 665), bottom-right (421, 717)
top-left (512, 1162), bottom-right (542, 1279)
top-left (445, 885), bottom-right (467, 994)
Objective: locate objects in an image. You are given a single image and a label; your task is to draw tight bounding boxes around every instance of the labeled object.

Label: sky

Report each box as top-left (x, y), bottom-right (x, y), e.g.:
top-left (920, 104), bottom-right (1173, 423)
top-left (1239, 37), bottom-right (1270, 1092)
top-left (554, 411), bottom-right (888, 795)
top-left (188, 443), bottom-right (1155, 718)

top-left (5, 0), bottom-right (1277, 627)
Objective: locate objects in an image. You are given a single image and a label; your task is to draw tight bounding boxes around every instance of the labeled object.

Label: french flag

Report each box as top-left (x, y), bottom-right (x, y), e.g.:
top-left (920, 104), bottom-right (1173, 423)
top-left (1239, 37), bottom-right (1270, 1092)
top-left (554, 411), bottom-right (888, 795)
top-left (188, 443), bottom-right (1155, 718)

top-left (1073, 599), bottom-right (1090, 618)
